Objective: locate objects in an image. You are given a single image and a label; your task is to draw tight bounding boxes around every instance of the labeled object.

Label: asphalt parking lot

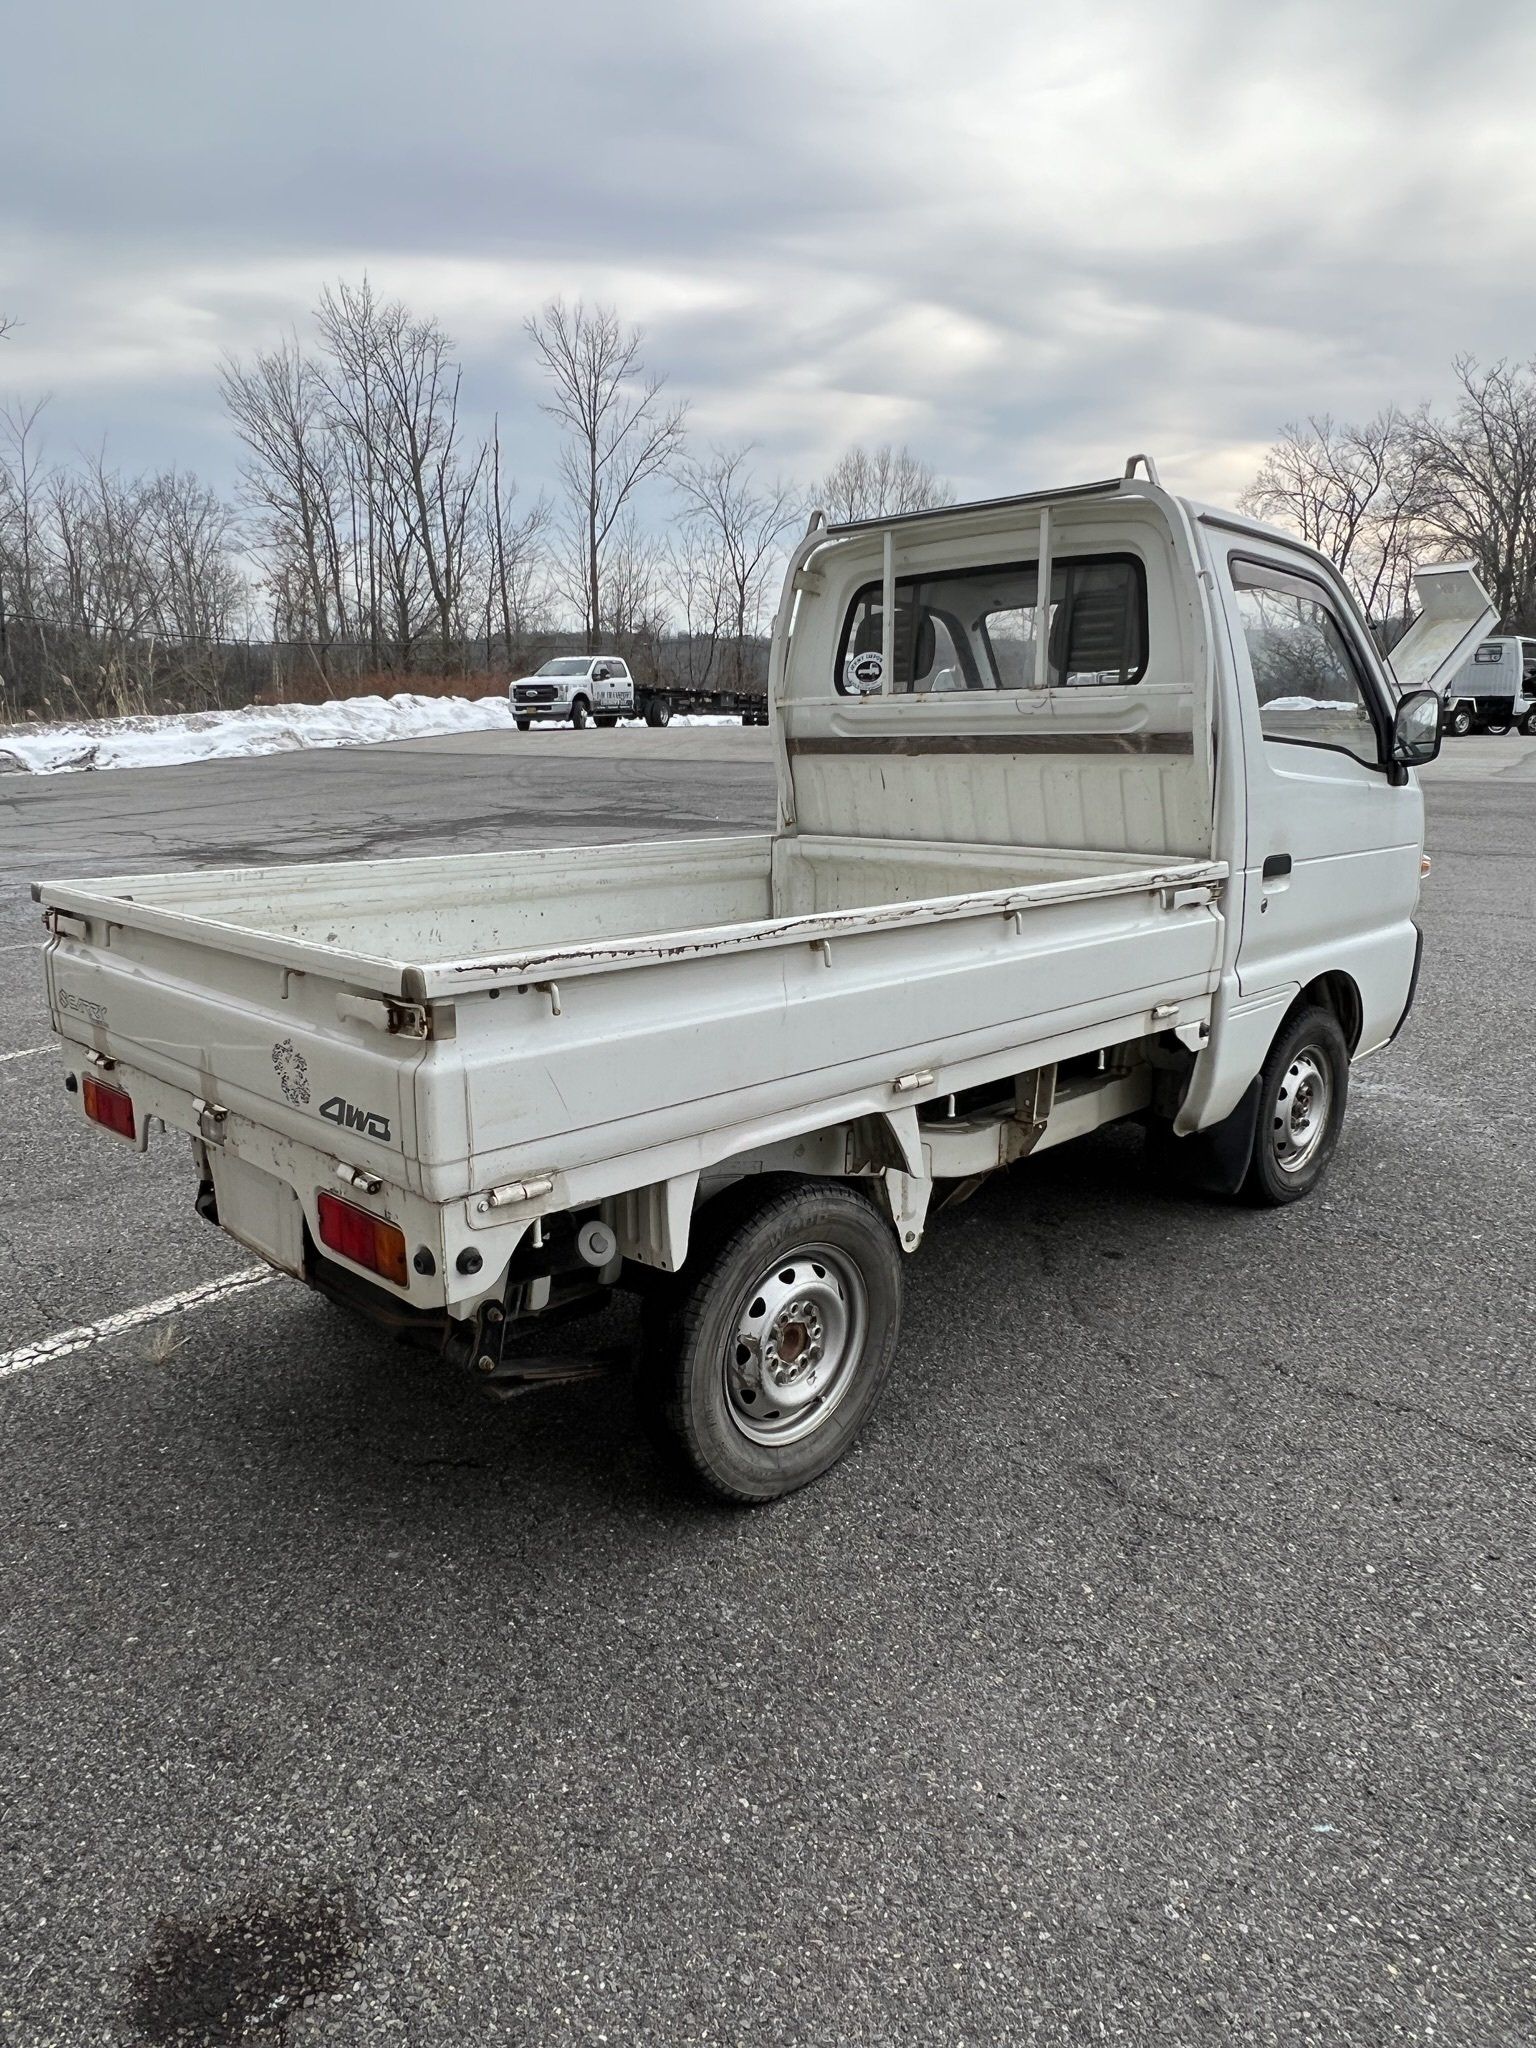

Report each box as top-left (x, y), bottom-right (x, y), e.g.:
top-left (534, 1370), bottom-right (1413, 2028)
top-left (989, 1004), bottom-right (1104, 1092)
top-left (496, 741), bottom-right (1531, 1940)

top-left (1, 725), bottom-right (1533, 2046)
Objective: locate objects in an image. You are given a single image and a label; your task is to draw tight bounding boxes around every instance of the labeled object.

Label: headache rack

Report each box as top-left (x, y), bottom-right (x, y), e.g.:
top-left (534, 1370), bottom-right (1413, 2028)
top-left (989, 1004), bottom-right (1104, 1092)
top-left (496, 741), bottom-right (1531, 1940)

top-left (818, 453), bottom-right (1163, 538)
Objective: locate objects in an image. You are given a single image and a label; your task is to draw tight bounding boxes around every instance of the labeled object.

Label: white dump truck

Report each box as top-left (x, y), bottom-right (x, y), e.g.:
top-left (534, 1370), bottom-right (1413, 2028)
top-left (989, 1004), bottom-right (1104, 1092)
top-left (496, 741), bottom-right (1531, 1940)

top-left (36, 460), bottom-right (1490, 1502)
top-left (1438, 635), bottom-right (1536, 736)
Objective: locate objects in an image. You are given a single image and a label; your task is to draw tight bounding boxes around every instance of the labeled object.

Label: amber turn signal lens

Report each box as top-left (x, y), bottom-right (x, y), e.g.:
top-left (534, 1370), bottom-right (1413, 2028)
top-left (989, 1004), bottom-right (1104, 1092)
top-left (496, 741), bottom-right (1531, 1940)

top-left (315, 1189), bottom-right (408, 1287)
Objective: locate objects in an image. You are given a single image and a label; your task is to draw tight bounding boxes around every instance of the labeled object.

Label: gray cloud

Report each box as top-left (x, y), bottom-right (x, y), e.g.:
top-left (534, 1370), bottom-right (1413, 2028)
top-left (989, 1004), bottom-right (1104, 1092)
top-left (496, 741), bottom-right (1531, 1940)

top-left (5, 0), bottom-right (1536, 508)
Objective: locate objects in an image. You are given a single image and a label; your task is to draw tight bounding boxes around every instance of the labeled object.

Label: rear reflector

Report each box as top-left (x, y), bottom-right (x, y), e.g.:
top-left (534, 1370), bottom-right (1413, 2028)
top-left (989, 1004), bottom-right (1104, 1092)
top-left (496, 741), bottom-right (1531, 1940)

top-left (316, 1190), bottom-right (408, 1287)
top-left (82, 1075), bottom-right (136, 1140)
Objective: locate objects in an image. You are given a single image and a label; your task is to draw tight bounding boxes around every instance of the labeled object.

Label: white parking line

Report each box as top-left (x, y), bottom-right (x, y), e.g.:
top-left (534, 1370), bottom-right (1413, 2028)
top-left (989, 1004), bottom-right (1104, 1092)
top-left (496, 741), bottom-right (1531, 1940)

top-left (0, 1267), bottom-right (275, 1381)
top-left (0, 1045), bottom-right (47, 1064)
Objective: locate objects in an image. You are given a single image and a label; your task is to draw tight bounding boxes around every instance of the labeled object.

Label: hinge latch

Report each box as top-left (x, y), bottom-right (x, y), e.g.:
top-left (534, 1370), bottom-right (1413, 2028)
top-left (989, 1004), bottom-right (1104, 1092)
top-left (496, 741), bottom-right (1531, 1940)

top-left (1159, 881), bottom-right (1222, 912)
top-left (892, 1069), bottom-right (934, 1095)
top-left (335, 992), bottom-right (430, 1037)
top-left (475, 1175), bottom-right (555, 1214)
top-left (193, 1096), bottom-right (229, 1143)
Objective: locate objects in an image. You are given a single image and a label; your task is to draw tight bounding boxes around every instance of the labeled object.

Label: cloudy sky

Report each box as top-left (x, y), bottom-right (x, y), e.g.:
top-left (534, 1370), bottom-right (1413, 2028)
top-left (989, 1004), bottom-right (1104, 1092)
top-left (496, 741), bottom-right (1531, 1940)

top-left (5, 0), bottom-right (1536, 512)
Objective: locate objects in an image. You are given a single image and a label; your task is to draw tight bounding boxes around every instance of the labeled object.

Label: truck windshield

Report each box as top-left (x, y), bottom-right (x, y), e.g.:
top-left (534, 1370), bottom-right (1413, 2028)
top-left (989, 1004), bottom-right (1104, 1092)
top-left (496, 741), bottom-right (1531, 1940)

top-left (536, 659), bottom-right (592, 677)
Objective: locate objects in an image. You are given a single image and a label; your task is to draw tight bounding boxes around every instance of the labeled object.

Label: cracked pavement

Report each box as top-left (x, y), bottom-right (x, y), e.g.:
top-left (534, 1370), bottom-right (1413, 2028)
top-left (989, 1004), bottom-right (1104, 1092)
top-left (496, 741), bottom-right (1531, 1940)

top-left (0, 725), bottom-right (1533, 2045)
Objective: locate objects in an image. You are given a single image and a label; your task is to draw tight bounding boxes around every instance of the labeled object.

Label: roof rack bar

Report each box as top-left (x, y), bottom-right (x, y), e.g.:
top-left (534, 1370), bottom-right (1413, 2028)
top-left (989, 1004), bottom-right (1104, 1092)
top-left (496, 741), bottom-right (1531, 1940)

top-left (822, 477), bottom-right (1125, 536)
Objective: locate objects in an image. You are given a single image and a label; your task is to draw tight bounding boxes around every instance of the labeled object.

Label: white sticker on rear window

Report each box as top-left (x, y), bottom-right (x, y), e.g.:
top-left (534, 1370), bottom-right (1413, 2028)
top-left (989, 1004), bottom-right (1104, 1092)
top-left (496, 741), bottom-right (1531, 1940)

top-left (843, 651), bottom-right (884, 695)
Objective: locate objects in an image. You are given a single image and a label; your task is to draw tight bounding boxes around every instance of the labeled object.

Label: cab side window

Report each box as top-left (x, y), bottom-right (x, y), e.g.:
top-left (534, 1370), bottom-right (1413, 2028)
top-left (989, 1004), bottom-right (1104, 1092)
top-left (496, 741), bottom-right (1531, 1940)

top-left (1230, 561), bottom-right (1381, 767)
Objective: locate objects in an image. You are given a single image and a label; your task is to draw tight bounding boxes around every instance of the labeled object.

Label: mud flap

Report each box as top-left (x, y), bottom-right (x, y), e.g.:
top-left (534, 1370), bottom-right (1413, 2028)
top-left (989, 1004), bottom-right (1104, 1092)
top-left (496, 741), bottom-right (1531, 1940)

top-left (1174, 1076), bottom-right (1263, 1196)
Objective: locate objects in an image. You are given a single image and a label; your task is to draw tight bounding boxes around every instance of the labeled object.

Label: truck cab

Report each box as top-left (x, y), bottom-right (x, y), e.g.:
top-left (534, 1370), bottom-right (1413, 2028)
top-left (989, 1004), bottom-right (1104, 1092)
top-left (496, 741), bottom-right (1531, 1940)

top-left (510, 655), bottom-right (634, 729)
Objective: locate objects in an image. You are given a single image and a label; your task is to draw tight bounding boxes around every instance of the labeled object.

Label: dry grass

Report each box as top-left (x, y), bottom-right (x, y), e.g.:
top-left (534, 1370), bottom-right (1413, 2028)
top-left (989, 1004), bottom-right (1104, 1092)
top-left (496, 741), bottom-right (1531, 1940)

top-left (143, 1318), bottom-right (189, 1366)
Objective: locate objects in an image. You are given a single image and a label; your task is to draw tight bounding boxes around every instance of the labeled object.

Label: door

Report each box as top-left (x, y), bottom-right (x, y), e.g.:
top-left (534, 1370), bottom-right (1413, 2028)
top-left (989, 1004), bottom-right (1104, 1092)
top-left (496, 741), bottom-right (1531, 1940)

top-left (1219, 548), bottom-right (1423, 1054)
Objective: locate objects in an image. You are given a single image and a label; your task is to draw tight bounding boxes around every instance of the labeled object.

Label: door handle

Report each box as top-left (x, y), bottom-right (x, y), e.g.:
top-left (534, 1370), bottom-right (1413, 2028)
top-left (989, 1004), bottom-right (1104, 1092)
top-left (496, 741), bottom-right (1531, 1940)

top-left (1262, 853), bottom-right (1292, 881)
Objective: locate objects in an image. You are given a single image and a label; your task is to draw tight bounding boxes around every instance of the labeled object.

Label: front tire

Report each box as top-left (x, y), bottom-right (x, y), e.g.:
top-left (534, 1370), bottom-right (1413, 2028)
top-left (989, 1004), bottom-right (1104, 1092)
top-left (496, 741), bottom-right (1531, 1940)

top-left (515, 717), bottom-right (532, 732)
top-left (571, 696), bottom-right (592, 729)
top-left (639, 1179), bottom-right (903, 1503)
top-left (1241, 1003), bottom-right (1349, 1207)
top-left (1445, 703), bottom-right (1473, 737)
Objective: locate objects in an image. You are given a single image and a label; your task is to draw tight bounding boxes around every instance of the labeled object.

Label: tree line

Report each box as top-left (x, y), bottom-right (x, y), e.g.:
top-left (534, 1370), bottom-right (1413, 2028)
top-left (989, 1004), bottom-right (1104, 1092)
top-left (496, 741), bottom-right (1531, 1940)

top-left (13, 277), bottom-right (1526, 728)
top-left (0, 282), bottom-right (952, 723)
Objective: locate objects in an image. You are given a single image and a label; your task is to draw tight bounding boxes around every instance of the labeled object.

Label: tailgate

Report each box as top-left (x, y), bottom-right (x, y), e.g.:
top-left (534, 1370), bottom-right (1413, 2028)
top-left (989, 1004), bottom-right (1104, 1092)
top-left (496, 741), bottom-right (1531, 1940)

top-left (42, 902), bottom-right (430, 1191)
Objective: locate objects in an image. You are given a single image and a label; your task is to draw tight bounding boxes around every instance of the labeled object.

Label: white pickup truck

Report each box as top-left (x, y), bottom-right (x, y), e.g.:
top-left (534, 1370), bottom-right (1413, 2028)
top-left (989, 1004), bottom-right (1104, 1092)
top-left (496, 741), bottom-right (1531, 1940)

top-left (509, 655), bottom-right (648, 729)
top-left (37, 460), bottom-right (1490, 1503)
top-left (509, 655), bottom-right (769, 729)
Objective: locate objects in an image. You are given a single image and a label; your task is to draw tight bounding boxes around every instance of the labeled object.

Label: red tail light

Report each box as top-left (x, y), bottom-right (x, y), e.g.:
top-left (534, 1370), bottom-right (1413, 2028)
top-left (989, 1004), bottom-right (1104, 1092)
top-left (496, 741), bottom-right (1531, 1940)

top-left (82, 1075), bottom-right (136, 1140)
top-left (316, 1190), bottom-right (408, 1287)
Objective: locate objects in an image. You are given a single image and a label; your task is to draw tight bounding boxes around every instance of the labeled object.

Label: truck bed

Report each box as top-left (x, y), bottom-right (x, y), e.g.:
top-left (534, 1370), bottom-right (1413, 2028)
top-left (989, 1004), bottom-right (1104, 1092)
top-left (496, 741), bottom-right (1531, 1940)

top-left (40, 832), bottom-right (1225, 1283)
top-left (40, 832), bottom-right (1218, 994)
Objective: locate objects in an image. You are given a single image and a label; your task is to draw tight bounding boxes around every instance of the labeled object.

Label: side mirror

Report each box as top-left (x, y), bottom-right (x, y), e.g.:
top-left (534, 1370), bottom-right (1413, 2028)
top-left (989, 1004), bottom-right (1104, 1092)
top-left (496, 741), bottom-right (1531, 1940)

top-left (1389, 688), bottom-right (1441, 777)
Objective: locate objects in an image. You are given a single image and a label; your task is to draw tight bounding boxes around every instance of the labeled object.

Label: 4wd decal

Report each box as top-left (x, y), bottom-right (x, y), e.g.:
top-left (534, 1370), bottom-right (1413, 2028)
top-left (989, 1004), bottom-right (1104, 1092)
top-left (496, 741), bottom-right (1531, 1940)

top-left (319, 1094), bottom-right (392, 1143)
top-left (271, 1037), bottom-right (311, 1106)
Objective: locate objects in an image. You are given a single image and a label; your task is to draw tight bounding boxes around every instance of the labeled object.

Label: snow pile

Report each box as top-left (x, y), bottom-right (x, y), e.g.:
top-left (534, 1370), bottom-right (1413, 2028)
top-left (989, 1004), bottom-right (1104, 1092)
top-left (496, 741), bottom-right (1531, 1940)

top-left (0, 693), bottom-right (746, 775)
top-left (0, 691), bottom-right (519, 775)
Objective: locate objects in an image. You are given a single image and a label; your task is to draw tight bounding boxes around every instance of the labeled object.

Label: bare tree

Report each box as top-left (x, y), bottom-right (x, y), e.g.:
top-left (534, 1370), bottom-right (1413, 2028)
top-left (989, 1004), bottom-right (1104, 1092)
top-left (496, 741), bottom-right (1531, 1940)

top-left (1242, 409), bottom-right (1433, 625)
top-left (1408, 357), bottom-right (1536, 630)
top-left (525, 299), bottom-right (687, 648)
top-left (811, 442), bottom-right (955, 523)
top-left (221, 338), bottom-right (349, 666)
top-left (142, 470), bottom-right (244, 646)
top-left (481, 416), bottom-right (550, 669)
top-left (0, 397), bottom-right (50, 619)
top-left (225, 282), bottom-right (504, 678)
top-left (672, 442), bottom-right (799, 690)
top-left (319, 283), bottom-right (486, 663)
top-left (661, 523), bottom-right (727, 690)
top-left (600, 516), bottom-right (669, 662)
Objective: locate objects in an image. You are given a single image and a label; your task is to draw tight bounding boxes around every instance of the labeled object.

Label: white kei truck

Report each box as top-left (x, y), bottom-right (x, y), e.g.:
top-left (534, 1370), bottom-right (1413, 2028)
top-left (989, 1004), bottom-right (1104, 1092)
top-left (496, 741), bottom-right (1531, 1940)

top-left (1438, 635), bottom-right (1536, 736)
top-left (36, 459), bottom-right (1491, 1504)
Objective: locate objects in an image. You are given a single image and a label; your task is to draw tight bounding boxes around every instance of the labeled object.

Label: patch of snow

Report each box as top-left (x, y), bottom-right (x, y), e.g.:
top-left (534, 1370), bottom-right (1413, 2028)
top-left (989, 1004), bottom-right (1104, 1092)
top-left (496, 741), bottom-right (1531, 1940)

top-left (0, 695), bottom-right (755, 774)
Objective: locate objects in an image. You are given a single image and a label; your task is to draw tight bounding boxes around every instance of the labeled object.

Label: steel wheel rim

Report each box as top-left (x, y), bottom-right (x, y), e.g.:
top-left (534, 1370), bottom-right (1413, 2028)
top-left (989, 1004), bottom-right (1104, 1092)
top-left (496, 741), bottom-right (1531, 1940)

top-left (1272, 1046), bottom-right (1333, 1175)
top-left (723, 1241), bottom-right (868, 1447)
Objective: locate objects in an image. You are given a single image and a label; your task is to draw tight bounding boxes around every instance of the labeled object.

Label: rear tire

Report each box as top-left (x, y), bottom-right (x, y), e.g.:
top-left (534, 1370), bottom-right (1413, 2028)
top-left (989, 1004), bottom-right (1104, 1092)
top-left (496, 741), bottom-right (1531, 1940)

top-left (1521, 710), bottom-right (1536, 736)
top-left (1241, 1003), bottom-right (1349, 1207)
top-left (644, 697), bottom-right (672, 728)
top-left (638, 1179), bottom-right (903, 1503)
top-left (571, 697), bottom-right (591, 729)
top-left (1484, 718), bottom-right (1512, 736)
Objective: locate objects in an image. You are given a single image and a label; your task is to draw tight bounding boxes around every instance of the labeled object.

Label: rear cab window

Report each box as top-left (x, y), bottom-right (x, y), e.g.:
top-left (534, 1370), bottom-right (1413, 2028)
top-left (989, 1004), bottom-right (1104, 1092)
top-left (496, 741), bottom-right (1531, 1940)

top-left (834, 553), bottom-right (1147, 697)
